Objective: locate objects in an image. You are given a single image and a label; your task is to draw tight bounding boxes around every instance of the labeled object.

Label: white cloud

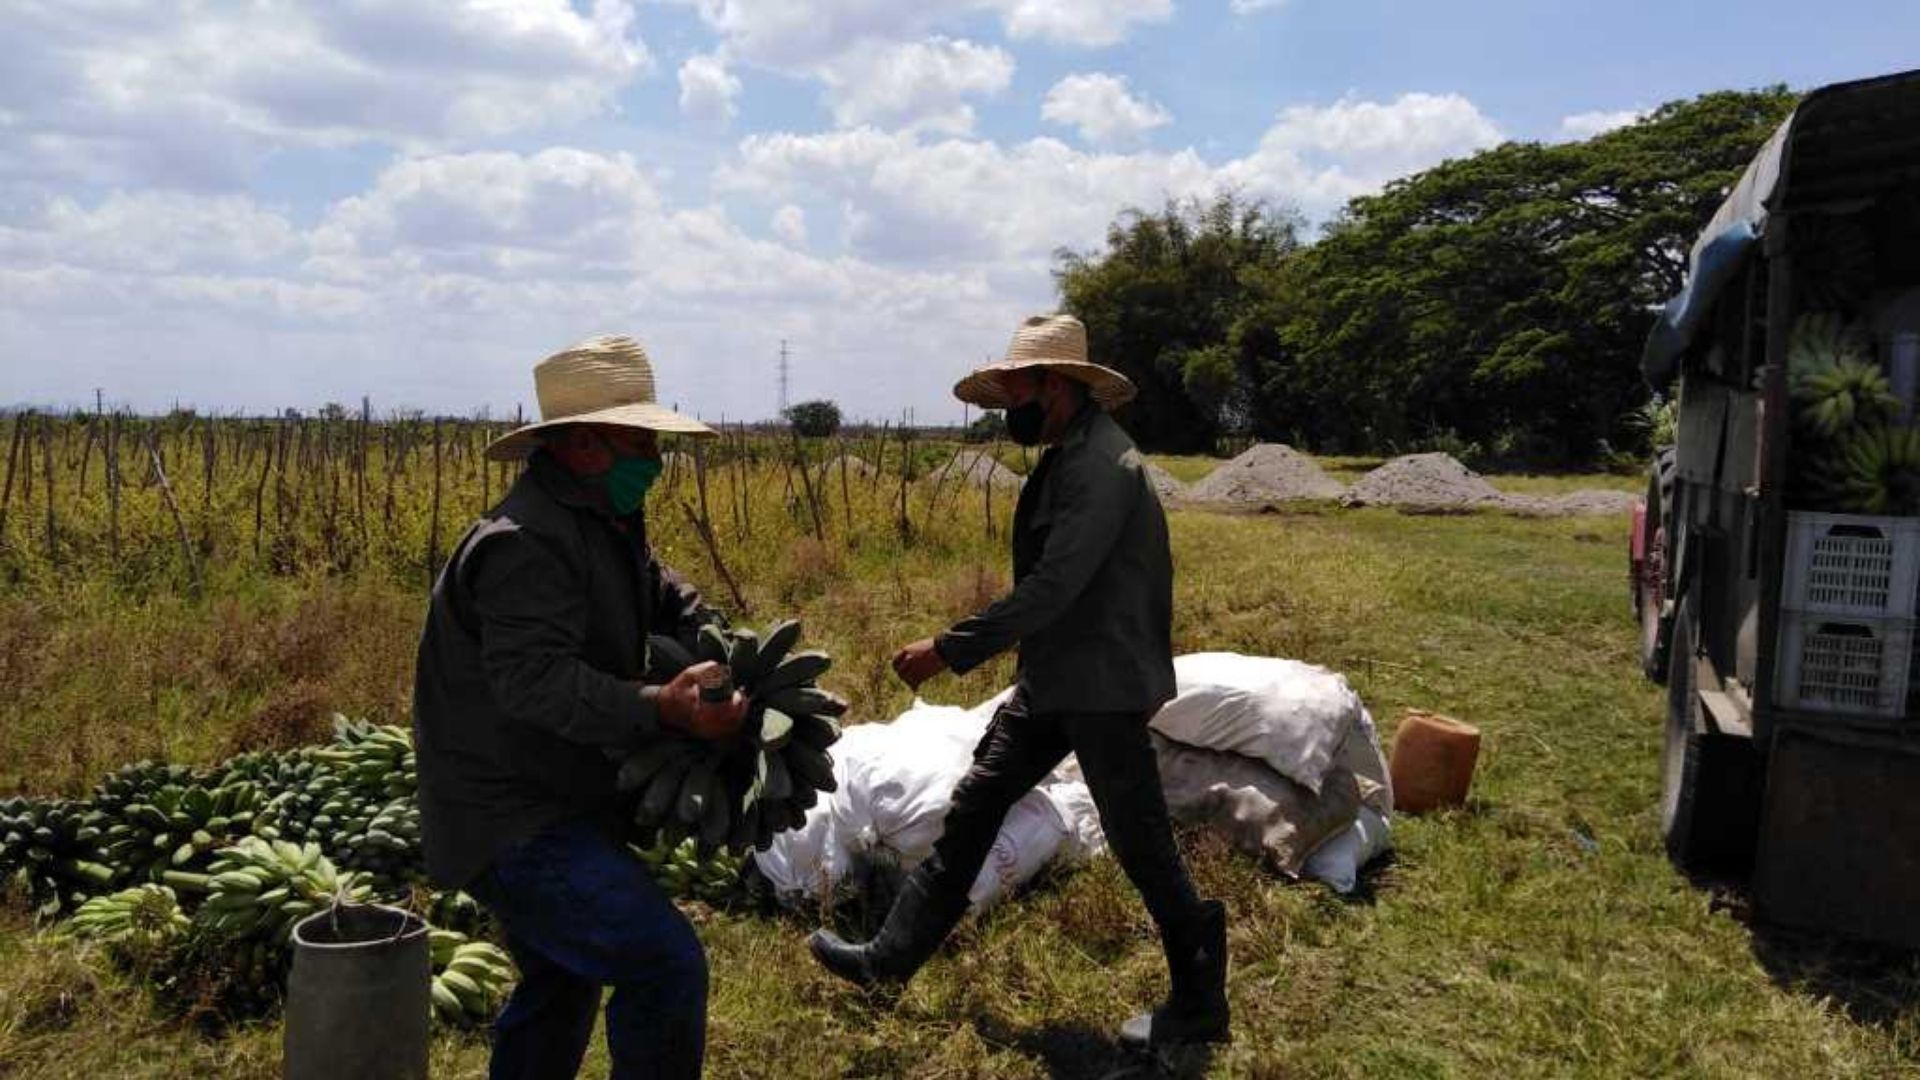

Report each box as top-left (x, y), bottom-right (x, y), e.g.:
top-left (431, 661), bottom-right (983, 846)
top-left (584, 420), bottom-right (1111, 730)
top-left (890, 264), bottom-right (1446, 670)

top-left (724, 91), bottom-right (1503, 269)
top-left (1042, 73), bottom-right (1171, 146)
top-left (0, 192), bottom-right (301, 275)
top-left (771, 205), bottom-right (808, 246)
top-left (996, 0), bottom-right (1174, 45)
top-left (1220, 92), bottom-right (1504, 212)
top-left (685, 0), bottom-right (1171, 68)
top-left (679, 53), bottom-right (743, 129)
top-left (0, 1), bottom-right (651, 189)
top-left (724, 128), bottom-right (1219, 264)
top-left (1558, 108), bottom-right (1645, 141)
top-left (817, 37), bottom-right (1014, 134)
top-left (0, 148), bottom-right (1026, 420)
top-left (1231, 0), bottom-right (1288, 12)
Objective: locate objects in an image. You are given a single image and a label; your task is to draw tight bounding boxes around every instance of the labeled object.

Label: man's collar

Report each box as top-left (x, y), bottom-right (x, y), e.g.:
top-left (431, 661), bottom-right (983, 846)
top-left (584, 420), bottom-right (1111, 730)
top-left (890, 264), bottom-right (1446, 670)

top-left (1054, 401), bottom-right (1098, 449)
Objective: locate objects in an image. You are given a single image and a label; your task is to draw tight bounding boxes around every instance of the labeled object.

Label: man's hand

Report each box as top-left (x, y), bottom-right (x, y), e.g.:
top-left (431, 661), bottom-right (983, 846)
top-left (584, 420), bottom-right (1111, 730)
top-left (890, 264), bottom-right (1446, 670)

top-left (656, 661), bottom-right (748, 740)
top-left (891, 637), bottom-right (948, 690)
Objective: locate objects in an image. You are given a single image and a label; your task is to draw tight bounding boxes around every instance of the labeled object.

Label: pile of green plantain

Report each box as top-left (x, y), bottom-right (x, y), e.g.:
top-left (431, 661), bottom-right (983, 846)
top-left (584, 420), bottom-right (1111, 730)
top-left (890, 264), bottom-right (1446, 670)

top-left (1, 619), bottom-right (841, 1030)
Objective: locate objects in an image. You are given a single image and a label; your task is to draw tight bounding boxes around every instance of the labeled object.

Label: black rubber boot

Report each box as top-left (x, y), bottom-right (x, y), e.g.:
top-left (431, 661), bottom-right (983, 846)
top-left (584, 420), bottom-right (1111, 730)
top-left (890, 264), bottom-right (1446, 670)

top-left (1119, 899), bottom-right (1230, 1050)
top-left (808, 862), bottom-right (970, 990)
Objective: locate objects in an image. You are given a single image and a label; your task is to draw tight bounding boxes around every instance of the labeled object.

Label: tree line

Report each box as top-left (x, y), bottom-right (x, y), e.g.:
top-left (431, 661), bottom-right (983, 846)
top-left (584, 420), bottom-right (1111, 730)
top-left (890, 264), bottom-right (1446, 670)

top-left (1057, 87), bottom-right (1799, 463)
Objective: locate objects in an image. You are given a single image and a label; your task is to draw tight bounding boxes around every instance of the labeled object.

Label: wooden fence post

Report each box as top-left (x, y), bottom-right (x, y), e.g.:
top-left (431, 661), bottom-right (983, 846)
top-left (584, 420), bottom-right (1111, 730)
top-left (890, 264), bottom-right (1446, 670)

top-left (0, 414), bottom-right (24, 550)
top-left (145, 431), bottom-right (201, 594)
top-left (426, 417), bottom-right (443, 583)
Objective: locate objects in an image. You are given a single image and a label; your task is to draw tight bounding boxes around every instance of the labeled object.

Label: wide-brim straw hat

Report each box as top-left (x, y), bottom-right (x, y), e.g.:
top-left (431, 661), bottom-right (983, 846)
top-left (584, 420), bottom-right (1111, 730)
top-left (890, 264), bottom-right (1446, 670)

top-left (485, 335), bottom-right (716, 461)
top-left (953, 314), bottom-right (1136, 411)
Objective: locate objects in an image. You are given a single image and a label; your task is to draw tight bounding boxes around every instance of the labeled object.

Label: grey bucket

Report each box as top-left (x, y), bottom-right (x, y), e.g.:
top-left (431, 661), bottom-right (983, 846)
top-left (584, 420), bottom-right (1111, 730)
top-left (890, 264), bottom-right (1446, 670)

top-left (284, 903), bottom-right (431, 1080)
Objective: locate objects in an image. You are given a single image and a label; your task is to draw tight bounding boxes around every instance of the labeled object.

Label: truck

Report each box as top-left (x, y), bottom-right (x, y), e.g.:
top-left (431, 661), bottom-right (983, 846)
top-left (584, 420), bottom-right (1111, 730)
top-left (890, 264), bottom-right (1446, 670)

top-left (1630, 67), bottom-right (1920, 948)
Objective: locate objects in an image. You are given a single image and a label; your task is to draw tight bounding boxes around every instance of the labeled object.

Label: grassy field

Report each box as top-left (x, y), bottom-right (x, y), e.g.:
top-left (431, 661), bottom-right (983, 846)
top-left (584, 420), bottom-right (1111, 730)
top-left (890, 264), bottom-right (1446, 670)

top-left (2, 458), bottom-right (1915, 1078)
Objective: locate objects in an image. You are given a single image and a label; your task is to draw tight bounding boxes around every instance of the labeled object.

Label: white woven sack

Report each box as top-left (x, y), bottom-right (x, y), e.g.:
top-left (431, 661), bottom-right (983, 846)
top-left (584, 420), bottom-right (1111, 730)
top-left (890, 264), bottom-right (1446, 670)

top-left (1151, 652), bottom-right (1363, 794)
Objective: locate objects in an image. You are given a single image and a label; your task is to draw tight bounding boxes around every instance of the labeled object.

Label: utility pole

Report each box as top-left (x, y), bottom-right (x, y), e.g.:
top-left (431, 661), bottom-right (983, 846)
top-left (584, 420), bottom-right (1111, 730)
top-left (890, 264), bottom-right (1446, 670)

top-left (94, 388), bottom-right (103, 416)
top-left (778, 339), bottom-right (791, 415)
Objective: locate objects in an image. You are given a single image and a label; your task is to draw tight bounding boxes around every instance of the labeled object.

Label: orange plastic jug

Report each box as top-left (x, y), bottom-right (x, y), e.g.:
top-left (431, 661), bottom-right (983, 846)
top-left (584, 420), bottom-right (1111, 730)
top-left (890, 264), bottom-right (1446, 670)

top-left (1389, 710), bottom-right (1481, 814)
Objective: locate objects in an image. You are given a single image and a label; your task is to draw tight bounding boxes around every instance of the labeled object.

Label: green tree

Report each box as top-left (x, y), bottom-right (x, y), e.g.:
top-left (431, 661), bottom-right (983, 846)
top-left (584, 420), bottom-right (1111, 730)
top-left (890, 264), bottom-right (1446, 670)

top-left (963, 410), bottom-right (1006, 443)
top-left (782, 399), bottom-right (842, 438)
top-left (1236, 87), bottom-right (1797, 462)
top-left (1055, 194), bottom-right (1302, 452)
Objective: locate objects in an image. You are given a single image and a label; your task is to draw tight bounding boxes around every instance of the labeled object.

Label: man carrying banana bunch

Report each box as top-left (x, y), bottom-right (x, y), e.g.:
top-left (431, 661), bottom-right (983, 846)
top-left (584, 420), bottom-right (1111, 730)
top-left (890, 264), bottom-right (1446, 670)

top-left (413, 335), bottom-right (747, 1080)
top-left (809, 314), bottom-right (1232, 1055)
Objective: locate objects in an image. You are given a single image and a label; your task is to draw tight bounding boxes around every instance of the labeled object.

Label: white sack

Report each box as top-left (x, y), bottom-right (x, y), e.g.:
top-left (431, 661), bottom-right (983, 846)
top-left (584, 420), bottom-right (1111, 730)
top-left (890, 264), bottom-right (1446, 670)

top-left (1152, 653), bottom-right (1364, 794)
top-left (755, 695), bottom-right (1084, 910)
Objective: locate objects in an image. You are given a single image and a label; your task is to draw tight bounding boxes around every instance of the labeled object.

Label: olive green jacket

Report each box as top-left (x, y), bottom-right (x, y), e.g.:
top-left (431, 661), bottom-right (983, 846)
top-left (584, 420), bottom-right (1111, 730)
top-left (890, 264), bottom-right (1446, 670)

top-left (936, 407), bottom-right (1176, 714)
top-left (411, 453), bottom-right (717, 887)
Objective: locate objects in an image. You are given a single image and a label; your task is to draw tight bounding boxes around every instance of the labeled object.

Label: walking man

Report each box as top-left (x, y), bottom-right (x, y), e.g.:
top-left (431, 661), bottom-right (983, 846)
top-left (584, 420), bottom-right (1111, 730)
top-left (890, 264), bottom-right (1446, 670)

top-left (807, 314), bottom-right (1231, 1052)
top-left (413, 335), bottom-right (746, 1079)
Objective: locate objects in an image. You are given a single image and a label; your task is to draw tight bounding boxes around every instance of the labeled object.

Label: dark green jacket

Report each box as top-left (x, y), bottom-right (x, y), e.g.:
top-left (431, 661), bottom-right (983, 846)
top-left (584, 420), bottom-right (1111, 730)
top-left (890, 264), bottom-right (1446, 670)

top-left (936, 407), bottom-right (1175, 715)
top-left (411, 453), bottom-right (714, 888)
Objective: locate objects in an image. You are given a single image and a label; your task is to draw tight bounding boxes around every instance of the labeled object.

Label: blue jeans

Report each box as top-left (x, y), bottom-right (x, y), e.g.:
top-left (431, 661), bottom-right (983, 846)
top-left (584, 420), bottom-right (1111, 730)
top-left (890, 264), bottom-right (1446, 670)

top-left (466, 816), bottom-right (708, 1080)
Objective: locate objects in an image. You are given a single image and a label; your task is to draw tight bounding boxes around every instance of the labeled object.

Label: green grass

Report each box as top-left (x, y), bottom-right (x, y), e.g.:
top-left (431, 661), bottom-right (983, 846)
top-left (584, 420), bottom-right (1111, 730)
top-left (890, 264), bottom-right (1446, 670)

top-left (4, 501), bottom-right (1917, 1078)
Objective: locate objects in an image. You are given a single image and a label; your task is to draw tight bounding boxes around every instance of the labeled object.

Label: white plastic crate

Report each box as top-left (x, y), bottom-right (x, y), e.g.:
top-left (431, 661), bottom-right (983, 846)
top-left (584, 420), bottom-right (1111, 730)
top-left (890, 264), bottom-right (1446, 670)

top-left (1776, 612), bottom-right (1914, 718)
top-left (1782, 512), bottom-right (1920, 620)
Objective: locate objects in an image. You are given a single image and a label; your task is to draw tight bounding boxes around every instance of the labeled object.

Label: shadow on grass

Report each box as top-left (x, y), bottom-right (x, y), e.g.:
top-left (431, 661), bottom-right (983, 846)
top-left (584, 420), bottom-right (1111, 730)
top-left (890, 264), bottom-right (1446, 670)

top-left (1749, 921), bottom-right (1920, 1030)
top-left (1692, 875), bottom-right (1920, 1030)
top-left (970, 1014), bottom-right (1216, 1080)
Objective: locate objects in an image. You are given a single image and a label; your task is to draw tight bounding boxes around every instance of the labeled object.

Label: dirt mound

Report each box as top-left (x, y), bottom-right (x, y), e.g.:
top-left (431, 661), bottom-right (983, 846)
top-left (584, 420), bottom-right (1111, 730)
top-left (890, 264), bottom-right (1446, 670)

top-left (1342, 453), bottom-right (1502, 510)
top-left (1503, 489), bottom-right (1639, 517)
top-left (1143, 461), bottom-right (1187, 502)
top-left (816, 454), bottom-right (879, 482)
top-left (939, 449), bottom-right (1023, 491)
top-left (1188, 444), bottom-right (1345, 504)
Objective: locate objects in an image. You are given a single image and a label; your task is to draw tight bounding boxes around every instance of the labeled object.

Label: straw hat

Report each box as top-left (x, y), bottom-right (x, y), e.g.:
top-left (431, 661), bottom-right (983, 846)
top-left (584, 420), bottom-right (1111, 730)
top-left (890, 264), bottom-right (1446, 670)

top-left (485, 335), bottom-right (715, 461)
top-left (952, 314), bottom-right (1136, 411)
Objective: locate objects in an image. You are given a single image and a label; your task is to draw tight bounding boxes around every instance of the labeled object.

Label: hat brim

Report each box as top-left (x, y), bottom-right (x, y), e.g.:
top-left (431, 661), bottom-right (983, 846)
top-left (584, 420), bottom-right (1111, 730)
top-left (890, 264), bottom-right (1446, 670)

top-left (485, 401), bottom-right (716, 461)
top-left (953, 359), bottom-right (1136, 411)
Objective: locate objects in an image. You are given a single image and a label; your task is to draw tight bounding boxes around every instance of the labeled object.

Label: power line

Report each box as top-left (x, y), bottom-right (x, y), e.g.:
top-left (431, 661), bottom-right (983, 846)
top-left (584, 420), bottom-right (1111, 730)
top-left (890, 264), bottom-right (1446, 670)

top-left (778, 338), bottom-right (790, 414)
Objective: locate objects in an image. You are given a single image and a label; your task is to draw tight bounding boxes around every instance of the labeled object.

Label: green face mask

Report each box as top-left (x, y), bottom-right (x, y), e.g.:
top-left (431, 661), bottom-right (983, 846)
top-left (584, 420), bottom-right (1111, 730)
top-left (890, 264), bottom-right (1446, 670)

top-left (605, 455), bottom-right (663, 515)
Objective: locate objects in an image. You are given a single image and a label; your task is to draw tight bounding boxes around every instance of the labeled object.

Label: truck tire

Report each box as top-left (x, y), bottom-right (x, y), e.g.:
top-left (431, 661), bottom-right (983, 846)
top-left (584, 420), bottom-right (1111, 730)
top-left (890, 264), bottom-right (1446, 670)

top-left (1661, 604), bottom-right (1760, 879)
top-left (1637, 447), bottom-right (1677, 683)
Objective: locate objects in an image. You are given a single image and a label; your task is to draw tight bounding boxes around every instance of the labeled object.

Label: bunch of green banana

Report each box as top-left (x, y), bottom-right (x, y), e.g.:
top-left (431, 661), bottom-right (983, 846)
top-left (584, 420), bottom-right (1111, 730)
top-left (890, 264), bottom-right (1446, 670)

top-left (633, 836), bottom-right (745, 903)
top-left (214, 747), bottom-right (327, 800)
top-left (67, 883), bottom-right (192, 952)
top-left (170, 837), bottom-right (371, 945)
top-left (1793, 358), bottom-right (1902, 439)
top-left (1810, 425), bottom-right (1920, 515)
top-left (99, 780), bottom-right (263, 881)
top-left (424, 888), bottom-right (487, 936)
top-left (429, 929), bottom-right (517, 1027)
top-left (90, 760), bottom-right (204, 816)
top-left (254, 767), bottom-right (353, 845)
top-left (334, 797), bottom-right (422, 894)
top-left (0, 798), bottom-right (116, 919)
top-left (618, 619), bottom-right (843, 858)
top-left (310, 716), bottom-right (417, 800)
top-left (1788, 312), bottom-right (1874, 382)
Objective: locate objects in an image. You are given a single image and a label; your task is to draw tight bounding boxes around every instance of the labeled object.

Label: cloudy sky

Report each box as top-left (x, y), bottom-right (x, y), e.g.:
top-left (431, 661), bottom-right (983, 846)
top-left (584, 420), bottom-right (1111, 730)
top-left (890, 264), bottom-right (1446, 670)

top-left (1, 1), bottom-right (1914, 423)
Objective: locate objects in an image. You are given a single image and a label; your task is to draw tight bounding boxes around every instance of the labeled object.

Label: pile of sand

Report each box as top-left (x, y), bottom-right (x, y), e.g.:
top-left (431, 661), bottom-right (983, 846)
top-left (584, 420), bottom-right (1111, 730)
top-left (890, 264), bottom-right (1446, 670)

top-left (1342, 453), bottom-right (1503, 511)
top-left (1143, 461), bottom-right (1187, 503)
top-left (940, 449), bottom-right (1024, 491)
top-left (1187, 444), bottom-right (1346, 504)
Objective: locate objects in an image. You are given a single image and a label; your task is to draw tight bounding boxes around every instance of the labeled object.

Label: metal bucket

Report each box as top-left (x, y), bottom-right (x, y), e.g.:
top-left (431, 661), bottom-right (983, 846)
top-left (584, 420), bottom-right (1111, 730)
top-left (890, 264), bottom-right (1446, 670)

top-left (284, 903), bottom-right (431, 1080)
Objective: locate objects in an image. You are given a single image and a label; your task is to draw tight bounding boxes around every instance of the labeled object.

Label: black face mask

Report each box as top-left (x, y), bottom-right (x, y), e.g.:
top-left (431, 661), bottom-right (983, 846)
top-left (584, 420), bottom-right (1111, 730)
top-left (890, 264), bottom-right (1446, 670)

top-left (1006, 400), bottom-right (1047, 445)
